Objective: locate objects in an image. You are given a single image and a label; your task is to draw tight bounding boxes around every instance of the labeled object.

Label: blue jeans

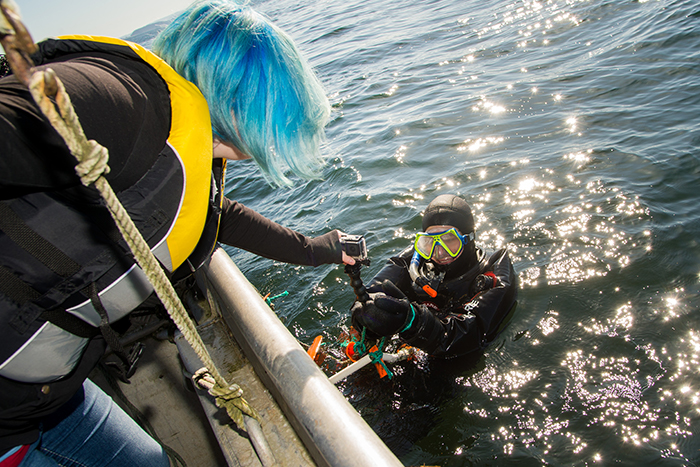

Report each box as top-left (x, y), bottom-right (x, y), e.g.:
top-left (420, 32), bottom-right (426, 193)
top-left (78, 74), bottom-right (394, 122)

top-left (19, 379), bottom-right (169, 467)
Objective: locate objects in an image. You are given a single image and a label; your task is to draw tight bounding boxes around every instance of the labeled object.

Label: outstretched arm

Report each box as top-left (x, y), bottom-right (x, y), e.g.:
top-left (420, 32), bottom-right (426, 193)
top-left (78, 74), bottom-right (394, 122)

top-left (217, 197), bottom-right (343, 266)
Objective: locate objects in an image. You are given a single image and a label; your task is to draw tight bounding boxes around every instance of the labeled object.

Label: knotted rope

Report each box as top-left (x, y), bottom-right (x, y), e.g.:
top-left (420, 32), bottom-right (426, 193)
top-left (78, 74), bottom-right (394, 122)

top-left (371, 338), bottom-right (394, 379)
top-left (1, 0), bottom-right (258, 430)
top-left (192, 369), bottom-right (260, 430)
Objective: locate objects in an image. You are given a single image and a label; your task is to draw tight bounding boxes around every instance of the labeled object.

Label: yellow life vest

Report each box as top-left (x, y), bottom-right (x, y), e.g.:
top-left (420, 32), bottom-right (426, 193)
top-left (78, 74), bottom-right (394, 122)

top-left (0, 36), bottom-right (218, 383)
top-left (57, 35), bottom-right (214, 270)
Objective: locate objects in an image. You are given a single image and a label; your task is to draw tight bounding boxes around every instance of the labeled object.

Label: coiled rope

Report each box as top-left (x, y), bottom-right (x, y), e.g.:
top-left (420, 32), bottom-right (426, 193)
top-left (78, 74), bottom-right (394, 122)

top-left (0, 0), bottom-right (259, 432)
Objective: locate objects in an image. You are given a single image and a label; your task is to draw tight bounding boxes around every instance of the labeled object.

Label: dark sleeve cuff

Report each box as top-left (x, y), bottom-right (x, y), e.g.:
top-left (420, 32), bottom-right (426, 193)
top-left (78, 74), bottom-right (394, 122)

top-left (307, 230), bottom-right (343, 265)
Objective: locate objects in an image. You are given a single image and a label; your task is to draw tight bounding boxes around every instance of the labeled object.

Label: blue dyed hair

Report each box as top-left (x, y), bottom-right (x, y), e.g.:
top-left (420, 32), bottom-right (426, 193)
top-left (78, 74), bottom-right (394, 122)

top-left (153, 0), bottom-right (330, 186)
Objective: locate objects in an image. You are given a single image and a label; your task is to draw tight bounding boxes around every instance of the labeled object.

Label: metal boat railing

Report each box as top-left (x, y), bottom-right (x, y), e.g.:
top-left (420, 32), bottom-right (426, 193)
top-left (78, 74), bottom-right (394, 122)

top-left (200, 247), bottom-right (403, 467)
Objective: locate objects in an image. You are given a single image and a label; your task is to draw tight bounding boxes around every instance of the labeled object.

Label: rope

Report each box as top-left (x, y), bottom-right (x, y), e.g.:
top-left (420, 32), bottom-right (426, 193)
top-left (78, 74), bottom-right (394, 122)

top-left (368, 347), bottom-right (393, 379)
top-left (0, 1), bottom-right (36, 86)
top-left (340, 329), bottom-right (396, 379)
top-left (371, 337), bottom-right (393, 379)
top-left (192, 369), bottom-right (273, 467)
top-left (264, 290), bottom-right (288, 306)
top-left (192, 369), bottom-right (260, 430)
top-left (355, 327), bottom-right (368, 355)
top-left (0, 5), bottom-right (258, 430)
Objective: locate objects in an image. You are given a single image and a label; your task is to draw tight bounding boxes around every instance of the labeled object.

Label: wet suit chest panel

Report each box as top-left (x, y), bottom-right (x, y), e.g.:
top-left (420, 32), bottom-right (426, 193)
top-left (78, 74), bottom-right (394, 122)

top-left (370, 246), bottom-right (518, 357)
top-left (0, 37), bottom-right (213, 383)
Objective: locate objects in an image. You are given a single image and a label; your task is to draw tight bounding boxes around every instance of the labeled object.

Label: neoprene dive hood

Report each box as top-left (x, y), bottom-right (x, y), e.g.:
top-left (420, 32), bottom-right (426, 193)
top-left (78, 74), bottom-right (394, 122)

top-left (422, 194), bottom-right (475, 234)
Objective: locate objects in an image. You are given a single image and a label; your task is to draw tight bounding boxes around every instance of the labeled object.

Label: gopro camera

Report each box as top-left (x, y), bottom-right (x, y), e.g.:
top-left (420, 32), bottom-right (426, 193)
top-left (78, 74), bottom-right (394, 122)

top-left (339, 234), bottom-right (368, 263)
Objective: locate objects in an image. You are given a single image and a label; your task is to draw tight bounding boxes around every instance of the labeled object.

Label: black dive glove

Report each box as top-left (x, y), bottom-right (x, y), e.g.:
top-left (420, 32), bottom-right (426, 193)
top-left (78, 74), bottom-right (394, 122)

top-left (350, 280), bottom-right (413, 338)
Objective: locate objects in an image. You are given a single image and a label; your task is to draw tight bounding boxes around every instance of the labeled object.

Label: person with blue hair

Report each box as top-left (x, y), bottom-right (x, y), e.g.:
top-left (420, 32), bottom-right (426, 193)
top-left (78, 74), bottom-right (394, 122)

top-left (153, 0), bottom-right (329, 187)
top-left (0, 1), bottom-right (353, 465)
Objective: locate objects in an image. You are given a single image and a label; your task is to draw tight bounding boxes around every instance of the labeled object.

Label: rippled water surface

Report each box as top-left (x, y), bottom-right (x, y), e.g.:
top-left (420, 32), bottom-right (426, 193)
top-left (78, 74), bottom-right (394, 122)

top-left (165, 0), bottom-right (700, 465)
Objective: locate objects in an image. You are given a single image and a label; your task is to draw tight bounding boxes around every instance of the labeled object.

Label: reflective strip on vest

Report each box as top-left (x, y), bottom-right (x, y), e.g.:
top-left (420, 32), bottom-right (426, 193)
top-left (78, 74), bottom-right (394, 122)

top-left (0, 322), bottom-right (87, 383)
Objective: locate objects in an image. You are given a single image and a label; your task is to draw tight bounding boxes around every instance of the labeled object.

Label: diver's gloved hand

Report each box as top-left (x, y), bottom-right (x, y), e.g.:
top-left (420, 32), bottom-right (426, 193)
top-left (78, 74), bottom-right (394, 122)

top-left (350, 280), bottom-right (412, 338)
top-left (471, 272), bottom-right (497, 296)
top-left (350, 300), bottom-right (380, 340)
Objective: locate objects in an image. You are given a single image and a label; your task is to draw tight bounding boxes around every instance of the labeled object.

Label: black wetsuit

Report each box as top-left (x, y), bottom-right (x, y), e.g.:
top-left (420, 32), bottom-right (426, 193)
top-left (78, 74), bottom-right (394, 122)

top-left (366, 246), bottom-right (518, 358)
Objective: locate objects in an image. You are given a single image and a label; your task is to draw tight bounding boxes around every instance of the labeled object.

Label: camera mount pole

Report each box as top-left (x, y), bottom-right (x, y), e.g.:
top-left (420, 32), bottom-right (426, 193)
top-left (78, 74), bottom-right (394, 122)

top-left (345, 260), bottom-right (370, 304)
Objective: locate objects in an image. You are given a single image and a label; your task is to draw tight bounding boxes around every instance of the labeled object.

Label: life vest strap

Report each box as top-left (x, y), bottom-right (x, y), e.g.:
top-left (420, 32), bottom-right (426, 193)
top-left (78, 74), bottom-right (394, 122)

top-left (0, 265), bottom-right (40, 305)
top-left (86, 282), bottom-right (144, 383)
top-left (39, 308), bottom-right (99, 339)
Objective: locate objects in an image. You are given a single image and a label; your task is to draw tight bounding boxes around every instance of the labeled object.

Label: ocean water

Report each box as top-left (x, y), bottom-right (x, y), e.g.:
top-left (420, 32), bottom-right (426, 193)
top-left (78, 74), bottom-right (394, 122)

top-left (133, 0), bottom-right (700, 465)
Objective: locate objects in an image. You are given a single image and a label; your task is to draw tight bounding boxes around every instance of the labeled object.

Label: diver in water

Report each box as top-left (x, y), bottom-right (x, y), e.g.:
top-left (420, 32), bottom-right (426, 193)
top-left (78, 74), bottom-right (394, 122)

top-left (351, 194), bottom-right (518, 358)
